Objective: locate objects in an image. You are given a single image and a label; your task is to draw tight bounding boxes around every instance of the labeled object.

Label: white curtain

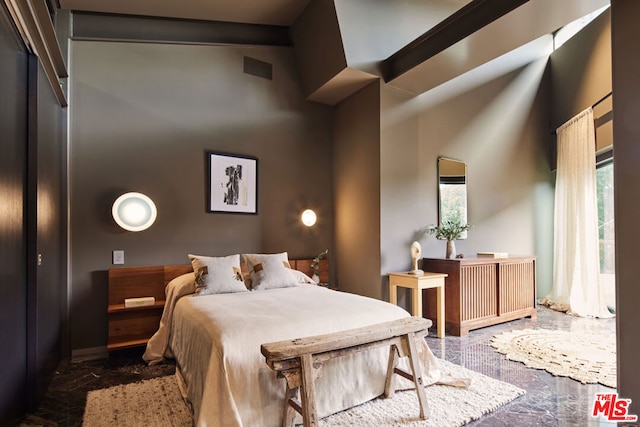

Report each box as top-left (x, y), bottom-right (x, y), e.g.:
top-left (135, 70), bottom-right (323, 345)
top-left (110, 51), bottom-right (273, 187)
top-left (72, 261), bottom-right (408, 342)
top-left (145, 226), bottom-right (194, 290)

top-left (540, 107), bottom-right (613, 318)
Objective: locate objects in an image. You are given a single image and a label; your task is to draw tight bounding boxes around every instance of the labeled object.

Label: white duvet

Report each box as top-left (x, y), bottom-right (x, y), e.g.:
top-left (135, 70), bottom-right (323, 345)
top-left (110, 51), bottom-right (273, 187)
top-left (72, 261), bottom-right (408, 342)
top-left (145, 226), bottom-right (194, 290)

top-left (145, 280), bottom-right (459, 427)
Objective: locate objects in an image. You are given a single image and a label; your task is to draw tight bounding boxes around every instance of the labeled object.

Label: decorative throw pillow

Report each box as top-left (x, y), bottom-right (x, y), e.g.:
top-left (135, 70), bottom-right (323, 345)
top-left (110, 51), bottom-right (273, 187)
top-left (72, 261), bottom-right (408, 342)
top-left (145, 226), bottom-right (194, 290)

top-left (188, 254), bottom-right (248, 295)
top-left (242, 252), bottom-right (298, 290)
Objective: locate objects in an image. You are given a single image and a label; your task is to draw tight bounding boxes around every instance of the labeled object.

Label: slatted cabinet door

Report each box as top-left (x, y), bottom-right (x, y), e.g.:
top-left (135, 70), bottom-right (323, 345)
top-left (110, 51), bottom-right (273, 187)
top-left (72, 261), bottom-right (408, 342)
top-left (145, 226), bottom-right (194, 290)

top-left (498, 260), bottom-right (536, 315)
top-left (460, 263), bottom-right (497, 322)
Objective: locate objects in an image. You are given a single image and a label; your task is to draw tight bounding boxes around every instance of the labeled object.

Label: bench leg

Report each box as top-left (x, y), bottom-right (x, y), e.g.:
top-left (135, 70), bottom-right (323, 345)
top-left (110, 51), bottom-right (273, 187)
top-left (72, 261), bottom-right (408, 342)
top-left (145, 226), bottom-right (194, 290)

top-left (384, 345), bottom-right (399, 398)
top-left (282, 385), bottom-right (298, 427)
top-left (300, 354), bottom-right (319, 427)
top-left (406, 332), bottom-right (429, 419)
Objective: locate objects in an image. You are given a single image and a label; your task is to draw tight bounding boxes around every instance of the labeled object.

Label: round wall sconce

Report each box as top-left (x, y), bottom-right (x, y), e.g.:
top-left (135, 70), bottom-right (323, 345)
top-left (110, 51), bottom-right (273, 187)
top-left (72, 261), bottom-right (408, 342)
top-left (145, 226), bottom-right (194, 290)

top-left (112, 192), bottom-right (157, 232)
top-left (301, 209), bottom-right (317, 227)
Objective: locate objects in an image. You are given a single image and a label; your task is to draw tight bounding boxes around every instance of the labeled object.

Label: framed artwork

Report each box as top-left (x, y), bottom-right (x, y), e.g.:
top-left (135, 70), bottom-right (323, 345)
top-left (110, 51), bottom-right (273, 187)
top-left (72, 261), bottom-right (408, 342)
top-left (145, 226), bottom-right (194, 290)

top-left (207, 152), bottom-right (258, 214)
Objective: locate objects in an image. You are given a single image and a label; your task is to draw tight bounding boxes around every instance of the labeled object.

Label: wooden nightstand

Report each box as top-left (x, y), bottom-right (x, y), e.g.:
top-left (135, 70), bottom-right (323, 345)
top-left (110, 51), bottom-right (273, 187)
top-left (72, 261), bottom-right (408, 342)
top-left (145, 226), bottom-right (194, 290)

top-left (388, 271), bottom-right (447, 338)
top-left (107, 266), bottom-right (173, 351)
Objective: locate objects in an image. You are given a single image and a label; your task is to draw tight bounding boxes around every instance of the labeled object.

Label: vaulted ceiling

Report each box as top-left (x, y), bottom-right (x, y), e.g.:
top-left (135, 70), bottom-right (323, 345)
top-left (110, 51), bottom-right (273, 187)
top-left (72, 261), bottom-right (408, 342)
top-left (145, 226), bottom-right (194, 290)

top-left (57, 0), bottom-right (610, 97)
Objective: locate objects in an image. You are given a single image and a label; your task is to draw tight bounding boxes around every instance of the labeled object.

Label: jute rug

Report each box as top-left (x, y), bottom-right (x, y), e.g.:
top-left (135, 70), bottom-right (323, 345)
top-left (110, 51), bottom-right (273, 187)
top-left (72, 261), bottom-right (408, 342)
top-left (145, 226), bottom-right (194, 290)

top-left (83, 375), bottom-right (191, 427)
top-left (83, 358), bottom-right (524, 427)
top-left (490, 328), bottom-right (616, 388)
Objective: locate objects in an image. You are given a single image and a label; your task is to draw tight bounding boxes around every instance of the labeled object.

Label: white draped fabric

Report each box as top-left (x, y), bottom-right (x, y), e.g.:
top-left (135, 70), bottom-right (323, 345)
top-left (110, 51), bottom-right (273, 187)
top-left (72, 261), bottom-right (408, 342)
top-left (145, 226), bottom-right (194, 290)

top-left (540, 107), bottom-right (613, 318)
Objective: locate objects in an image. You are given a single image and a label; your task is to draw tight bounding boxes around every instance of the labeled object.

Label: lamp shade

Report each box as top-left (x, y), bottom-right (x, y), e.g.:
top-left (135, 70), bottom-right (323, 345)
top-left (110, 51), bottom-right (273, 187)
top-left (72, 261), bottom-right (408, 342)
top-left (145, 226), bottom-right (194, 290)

top-left (112, 192), bottom-right (157, 232)
top-left (301, 209), bottom-right (317, 227)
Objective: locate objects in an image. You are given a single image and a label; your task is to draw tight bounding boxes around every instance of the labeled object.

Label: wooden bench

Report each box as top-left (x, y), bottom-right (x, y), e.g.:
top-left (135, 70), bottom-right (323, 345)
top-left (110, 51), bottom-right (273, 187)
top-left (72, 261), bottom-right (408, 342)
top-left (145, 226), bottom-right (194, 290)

top-left (260, 316), bottom-right (433, 427)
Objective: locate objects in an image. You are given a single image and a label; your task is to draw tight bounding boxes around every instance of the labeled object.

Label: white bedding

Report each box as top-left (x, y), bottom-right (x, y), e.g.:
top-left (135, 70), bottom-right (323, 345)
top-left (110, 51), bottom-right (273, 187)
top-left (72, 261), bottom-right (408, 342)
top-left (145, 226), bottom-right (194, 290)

top-left (145, 281), bottom-right (454, 426)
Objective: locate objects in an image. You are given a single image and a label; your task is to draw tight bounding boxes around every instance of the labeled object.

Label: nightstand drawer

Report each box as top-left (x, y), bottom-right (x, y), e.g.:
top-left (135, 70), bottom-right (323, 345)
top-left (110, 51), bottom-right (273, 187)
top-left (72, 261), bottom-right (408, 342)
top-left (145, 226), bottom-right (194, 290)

top-left (107, 308), bottom-right (163, 350)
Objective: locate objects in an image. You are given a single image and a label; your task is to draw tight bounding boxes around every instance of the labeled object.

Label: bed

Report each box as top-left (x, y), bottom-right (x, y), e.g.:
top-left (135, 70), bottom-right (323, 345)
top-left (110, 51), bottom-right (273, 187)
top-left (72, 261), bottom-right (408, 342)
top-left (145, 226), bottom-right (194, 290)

top-left (132, 253), bottom-right (447, 426)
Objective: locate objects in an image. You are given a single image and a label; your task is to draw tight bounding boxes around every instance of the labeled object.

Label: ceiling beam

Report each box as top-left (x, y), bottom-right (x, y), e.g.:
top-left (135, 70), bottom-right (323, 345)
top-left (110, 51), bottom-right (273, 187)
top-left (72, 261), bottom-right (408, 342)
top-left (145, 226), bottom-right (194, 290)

top-left (381, 0), bottom-right (529, 82)
top-left (71, 11), bottom-right (292, 46)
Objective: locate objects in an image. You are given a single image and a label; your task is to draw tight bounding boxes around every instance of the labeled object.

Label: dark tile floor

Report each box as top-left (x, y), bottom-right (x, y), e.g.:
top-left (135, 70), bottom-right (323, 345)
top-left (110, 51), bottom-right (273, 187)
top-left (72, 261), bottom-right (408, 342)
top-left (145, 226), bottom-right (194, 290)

top-left (424, 306), bottom-right (620, 427)
top-left (18, 348), bottom-right (175, 427)
top-left (19, 306), bottom-right (622, 426)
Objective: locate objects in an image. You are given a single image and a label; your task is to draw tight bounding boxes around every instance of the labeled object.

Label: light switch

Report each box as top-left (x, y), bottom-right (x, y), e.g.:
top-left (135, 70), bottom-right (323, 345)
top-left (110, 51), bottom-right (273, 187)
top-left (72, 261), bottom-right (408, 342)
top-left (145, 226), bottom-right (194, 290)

top-left (113, 250), bottom-right (125, 265)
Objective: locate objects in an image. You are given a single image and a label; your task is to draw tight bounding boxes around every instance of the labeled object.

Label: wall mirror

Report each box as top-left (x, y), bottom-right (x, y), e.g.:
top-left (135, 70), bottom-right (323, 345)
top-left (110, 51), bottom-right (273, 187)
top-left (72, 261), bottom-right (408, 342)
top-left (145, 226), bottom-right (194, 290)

top-left (438, 157), bottom-right (468, 239)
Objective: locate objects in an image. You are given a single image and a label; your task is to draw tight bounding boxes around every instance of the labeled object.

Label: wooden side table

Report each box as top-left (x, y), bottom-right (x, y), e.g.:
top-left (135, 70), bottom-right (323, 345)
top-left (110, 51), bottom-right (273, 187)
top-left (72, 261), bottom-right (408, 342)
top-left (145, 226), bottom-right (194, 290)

top-left (388, 271), bottom-right (447, 338)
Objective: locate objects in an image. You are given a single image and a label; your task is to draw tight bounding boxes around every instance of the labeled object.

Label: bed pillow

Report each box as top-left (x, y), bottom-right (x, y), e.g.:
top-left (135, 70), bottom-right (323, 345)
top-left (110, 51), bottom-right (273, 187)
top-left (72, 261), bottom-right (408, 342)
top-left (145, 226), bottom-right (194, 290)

top-left (166, 272), bottom-right (197, 296)
top-left (290, 269), bottom-right (317, 285)
top-left (244, 267), bottom-right (315, 287)
top-left (188, 253), bottom-right (248, 295)
top-left (242, 252), bottom-right (298, 290)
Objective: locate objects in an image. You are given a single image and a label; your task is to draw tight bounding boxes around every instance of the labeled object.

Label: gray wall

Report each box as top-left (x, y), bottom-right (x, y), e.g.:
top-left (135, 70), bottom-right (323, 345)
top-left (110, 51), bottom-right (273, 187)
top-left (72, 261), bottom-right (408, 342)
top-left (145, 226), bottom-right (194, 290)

top-left (336, 55), bottom-right (555, 305)
top-left (333, 82), bottom-right (382, 299)
top-left (290, 0), bottom-right (345, 98)
top-left (550, 8), bottom-right (612, 151)
top-left (325, 0), bottom-right (555, 303)
top-left (380, 58), bottom-right (555, 299)
top-left (68, 41), bottom-right (334, 352)
top-left (379, 81), bottom-right (422, 305)
top-left (335, 0), bottom-right (460, 73)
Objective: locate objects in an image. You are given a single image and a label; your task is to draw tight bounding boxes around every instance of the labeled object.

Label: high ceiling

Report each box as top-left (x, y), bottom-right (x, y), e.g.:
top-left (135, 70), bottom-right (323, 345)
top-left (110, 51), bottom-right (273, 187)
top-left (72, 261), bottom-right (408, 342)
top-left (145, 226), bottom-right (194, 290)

top-left (57, 0), bottom-right (610, 97)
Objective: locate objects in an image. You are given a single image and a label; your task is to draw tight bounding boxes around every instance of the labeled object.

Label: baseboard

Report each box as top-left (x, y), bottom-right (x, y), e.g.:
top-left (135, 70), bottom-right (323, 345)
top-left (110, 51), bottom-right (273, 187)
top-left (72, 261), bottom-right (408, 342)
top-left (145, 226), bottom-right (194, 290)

top-left (71, 346), bottom-right (108, 362)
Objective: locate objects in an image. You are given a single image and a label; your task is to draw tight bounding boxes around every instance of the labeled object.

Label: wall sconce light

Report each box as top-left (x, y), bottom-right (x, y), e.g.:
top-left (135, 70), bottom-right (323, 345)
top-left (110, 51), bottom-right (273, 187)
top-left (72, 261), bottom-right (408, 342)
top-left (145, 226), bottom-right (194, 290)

top-left (112, 192), bottom-right (157, 232)
top-left (301, 209), bottom-right (317, 227)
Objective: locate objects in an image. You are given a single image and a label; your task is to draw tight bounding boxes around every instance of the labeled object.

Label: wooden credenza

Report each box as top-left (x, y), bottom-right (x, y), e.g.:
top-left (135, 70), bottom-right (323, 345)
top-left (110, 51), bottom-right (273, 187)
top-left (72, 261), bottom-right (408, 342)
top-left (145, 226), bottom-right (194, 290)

top-left (421, 256), bottom-right (537, 336)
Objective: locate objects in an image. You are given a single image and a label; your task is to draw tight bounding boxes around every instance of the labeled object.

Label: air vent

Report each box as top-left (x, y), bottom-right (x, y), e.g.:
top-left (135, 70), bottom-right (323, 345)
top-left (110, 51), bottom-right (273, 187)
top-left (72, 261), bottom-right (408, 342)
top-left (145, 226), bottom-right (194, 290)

top-left (243, 56), bottom-right (272, 80)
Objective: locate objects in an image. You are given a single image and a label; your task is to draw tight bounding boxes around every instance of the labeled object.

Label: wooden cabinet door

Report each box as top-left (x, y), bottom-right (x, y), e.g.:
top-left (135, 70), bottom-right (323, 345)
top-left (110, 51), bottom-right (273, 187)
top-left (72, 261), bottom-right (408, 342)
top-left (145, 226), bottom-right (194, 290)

top-left (498, 260), bottom-right (536, 315)
top-left (460, 264), bottom-right (497, 321)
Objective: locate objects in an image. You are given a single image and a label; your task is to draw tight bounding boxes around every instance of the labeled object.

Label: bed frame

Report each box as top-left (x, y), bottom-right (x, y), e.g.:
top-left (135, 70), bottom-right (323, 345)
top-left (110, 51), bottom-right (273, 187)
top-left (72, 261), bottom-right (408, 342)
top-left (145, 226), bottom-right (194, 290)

top-left (107, 258), bottom-right (329, 351)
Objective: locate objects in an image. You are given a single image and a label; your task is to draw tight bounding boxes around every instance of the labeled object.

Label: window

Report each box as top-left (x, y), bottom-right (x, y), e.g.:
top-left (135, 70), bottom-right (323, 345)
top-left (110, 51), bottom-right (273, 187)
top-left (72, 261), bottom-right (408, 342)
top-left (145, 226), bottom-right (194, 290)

top-left (596, 159), bottom-right (614, 274)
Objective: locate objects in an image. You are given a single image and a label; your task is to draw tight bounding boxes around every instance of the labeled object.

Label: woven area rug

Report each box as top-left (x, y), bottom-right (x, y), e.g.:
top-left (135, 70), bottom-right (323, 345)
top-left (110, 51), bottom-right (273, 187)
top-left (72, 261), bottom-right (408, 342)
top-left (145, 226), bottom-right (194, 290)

top-left (321, 359), bottom-right (524, 426)
top-left (490, 328), bottom-right (616, 388)
top-left (83, 375), bottom-right (191, 427)
top-left (83, 359), bottom-right (524, 427)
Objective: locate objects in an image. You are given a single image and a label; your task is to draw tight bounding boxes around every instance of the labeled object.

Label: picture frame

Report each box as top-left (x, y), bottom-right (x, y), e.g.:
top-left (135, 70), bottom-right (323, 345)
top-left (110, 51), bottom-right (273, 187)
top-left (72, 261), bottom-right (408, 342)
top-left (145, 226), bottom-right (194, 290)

top-left (207, 151), bottom-right (258, 214)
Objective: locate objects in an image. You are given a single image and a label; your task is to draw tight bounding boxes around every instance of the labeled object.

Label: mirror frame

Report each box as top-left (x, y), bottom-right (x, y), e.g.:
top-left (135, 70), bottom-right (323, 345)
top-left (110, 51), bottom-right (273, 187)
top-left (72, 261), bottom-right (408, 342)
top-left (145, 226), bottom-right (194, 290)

top-left (437, 157), bottom-right (468, 239)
